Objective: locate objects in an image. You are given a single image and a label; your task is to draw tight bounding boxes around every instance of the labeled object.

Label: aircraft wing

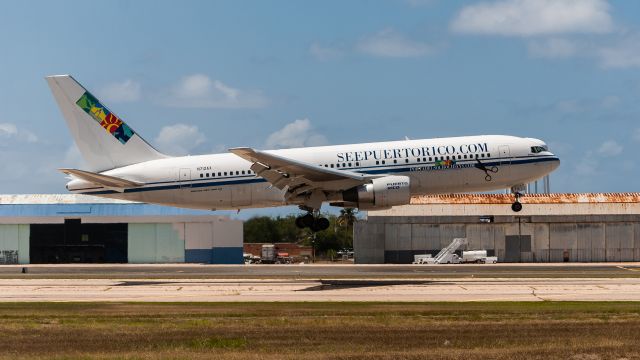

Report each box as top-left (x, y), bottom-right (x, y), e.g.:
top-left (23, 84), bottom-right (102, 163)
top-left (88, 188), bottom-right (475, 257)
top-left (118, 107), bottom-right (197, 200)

top-left (229, 147), bottom-right (373, 195)
top-left (59, 168), bottom-right (143, 190)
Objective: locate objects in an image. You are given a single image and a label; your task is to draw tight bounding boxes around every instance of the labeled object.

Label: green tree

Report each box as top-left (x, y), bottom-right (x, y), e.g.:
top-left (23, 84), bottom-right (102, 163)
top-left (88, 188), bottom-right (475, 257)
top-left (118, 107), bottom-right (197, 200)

top-left (243, 216), bottom-right (279, 243)
top-left (337, 208), bottom-right (358, 248)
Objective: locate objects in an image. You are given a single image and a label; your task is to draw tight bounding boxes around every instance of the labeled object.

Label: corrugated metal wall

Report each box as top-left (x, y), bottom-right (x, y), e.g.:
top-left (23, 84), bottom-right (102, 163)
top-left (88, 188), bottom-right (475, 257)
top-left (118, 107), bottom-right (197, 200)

top-left (354, 217), bottom-right (640, 264)
top-left (184, 220), bottom-right (243, 264)
top-left (128, 223), bottom-right (185, 263)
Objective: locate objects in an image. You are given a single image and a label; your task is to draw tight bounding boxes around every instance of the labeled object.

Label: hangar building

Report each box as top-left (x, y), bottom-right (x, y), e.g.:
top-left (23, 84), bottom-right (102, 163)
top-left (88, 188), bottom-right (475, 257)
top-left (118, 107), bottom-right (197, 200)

top-left (0, 195), bottom-right (242, 264)
top-left (354, 193), bottom-right (640, 264)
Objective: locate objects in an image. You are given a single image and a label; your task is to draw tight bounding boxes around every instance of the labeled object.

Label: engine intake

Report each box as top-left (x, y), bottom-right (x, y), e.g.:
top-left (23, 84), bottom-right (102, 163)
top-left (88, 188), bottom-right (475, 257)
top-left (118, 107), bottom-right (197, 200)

top-left (342, 175), bottom-right (411, 209)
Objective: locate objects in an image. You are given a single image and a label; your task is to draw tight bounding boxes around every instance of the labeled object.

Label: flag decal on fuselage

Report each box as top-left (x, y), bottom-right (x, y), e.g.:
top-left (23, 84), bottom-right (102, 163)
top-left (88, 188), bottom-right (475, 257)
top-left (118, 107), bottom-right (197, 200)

top-left (76, 91), bottom-right (135, 144)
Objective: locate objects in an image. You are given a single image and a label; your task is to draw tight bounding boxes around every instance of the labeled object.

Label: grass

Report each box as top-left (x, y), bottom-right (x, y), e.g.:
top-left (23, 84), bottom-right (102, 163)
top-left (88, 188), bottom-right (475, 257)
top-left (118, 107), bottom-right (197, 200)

top-left (0, 302), bottom-right (639, 359)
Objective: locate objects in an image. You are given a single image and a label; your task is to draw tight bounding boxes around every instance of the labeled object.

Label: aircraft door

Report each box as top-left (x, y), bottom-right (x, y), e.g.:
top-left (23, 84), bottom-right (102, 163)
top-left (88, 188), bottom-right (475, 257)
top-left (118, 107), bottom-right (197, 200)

top-left (499, 145), bottom-right (511, 163)
top-left (179, 168), bottom-right (191, 189)
top-left (498, 145), bottom-right (511, 179)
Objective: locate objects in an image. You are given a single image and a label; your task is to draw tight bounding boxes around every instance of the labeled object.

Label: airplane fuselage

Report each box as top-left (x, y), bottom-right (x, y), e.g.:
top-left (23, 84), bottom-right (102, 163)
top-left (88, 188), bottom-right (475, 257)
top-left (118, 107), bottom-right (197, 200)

top-left (67, 135), bottom-right (560, 210)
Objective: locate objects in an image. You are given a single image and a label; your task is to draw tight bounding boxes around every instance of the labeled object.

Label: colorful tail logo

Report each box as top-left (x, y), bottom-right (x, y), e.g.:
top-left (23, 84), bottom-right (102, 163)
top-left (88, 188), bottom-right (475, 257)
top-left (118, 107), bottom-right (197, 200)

top-left (76, 92), bottom-right (135, 144)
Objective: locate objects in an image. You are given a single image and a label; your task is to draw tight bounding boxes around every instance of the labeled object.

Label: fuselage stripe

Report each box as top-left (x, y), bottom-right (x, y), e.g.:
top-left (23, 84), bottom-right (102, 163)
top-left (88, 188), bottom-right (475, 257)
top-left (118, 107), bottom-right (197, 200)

top-left (77, 156), bottom-right (559, 196)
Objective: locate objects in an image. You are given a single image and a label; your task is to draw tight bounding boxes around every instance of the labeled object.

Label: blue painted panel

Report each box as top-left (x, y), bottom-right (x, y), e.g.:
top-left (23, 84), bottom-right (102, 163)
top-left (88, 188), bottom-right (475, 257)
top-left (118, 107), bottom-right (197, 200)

top-left (185, 248), bottom-right (243, 264)
top-left (0, 203), bottom-right (213, 218)
top-left (185, 249), bottom-right (212, 263)
top-left (211, 247), bottom-right (243, 264)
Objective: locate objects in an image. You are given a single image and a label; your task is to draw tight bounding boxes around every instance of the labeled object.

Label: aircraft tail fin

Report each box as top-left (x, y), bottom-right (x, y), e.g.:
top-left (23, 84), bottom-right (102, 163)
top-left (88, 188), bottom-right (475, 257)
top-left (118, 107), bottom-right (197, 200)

top-left (46, 75), bottom-right (168, 171)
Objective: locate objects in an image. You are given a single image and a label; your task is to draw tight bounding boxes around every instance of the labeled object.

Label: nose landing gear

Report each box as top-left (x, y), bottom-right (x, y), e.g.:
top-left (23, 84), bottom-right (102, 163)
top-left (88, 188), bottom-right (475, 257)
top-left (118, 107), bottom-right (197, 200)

top-left (295, 212), bottom-right (330, 232)
top-left (511, 192), bottom-right (523, 212)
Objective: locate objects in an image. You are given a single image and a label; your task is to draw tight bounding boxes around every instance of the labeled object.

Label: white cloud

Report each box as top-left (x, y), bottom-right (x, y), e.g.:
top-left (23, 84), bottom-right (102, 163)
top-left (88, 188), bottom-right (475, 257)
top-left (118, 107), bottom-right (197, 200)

top-left (597, 37), bottom-right (640, 69)
top-left (528, 38), bottom-right (579, 59)
top-left (309, 42), bottom-right (344, 61)
top-left (99, 79), bottom-right (141, 103)
top-left (531, 35), bottom-right (640, 69)
top-left (356, 28), bottom-right (433, 58)
top-left (451, 0), bottom-right (613, 36)
top-left (266, 119), bottom-right (328, 149)
top-left (597, 140), bottom-right (623, 156)
top-left (575, 139), bottom-right (623, 175)
top-left (0, 123), bottom-right (18, 137)
top-left (0, 122), bottom-right (37, 143)
top-left (165, 74), bottom-right (268, 109)
top-left (155, 123), bottom-right (206, 156)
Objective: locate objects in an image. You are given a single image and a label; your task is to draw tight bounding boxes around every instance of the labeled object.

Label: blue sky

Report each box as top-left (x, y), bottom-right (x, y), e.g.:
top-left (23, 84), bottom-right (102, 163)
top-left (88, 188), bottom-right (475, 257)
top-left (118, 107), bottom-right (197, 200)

top-left (1, 0), bottom-right (640, 217)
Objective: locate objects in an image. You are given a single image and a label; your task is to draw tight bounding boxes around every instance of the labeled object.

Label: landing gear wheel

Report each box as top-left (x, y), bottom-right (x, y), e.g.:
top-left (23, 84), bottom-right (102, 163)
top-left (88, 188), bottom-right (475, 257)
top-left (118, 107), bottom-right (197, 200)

top-left (315, 217), bottom-right (330, 231)
top-left (511, 201), bottom-right (523, 212)
top-left (301, 213), bottom-right (315, 228)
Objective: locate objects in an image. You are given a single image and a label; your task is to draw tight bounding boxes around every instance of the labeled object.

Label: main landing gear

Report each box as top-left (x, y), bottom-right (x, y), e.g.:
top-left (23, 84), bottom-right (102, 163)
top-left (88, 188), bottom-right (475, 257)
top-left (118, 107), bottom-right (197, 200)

top-left (295, 213), bottom-right (330, 232)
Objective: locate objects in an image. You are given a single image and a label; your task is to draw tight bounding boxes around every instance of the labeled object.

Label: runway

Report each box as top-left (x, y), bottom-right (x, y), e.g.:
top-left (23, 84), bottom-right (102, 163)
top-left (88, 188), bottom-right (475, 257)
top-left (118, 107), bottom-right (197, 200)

top-left (0, 277), bottom-right (639, 302)
top-left (1, 263), bottom-right (639, 302)
top-left (2, 262), bottom-right (640, 279)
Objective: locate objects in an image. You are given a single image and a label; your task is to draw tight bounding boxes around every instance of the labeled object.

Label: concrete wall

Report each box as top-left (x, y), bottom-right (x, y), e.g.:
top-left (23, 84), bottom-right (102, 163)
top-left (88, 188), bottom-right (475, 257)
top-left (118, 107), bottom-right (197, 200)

top-left (355, 216), bottom-right (640, 264)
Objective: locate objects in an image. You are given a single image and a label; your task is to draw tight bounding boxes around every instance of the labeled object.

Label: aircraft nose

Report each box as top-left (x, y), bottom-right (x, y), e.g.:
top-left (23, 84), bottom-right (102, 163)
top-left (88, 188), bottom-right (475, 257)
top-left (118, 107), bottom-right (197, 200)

top-left (549, 155), bottom-right (560, 171)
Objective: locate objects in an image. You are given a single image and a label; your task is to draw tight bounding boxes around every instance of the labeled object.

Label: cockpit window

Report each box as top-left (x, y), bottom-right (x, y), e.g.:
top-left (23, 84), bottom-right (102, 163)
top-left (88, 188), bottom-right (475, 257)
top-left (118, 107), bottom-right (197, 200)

top-left (531, 145), bottom-right (548, 153)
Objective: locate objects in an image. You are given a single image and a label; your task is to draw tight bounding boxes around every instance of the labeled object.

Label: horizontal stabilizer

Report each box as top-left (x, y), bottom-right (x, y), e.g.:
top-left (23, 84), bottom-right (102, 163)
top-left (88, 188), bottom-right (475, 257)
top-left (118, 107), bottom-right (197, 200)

top-left (59, 168), bottom-right (143, 189)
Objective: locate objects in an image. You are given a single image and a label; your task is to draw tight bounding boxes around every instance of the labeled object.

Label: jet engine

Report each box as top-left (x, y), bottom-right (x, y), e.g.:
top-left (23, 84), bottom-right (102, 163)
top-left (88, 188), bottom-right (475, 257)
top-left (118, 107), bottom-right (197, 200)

top-left (342, 175), bottom-right (411, 210)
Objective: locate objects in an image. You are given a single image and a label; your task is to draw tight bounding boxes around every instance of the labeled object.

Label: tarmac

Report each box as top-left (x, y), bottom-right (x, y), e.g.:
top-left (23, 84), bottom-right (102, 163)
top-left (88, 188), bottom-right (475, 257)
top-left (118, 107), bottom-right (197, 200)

top-left (0, 263), bottom-right (639, 302)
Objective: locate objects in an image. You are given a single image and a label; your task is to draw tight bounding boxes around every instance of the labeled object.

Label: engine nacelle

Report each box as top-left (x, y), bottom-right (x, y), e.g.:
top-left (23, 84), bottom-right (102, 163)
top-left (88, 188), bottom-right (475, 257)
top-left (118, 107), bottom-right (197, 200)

top-left (342, 175), bottom-right (411, 210)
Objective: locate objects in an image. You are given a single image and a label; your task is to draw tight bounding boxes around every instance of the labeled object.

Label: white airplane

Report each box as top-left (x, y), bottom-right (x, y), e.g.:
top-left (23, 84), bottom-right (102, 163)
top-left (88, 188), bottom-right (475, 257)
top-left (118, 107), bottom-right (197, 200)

top-left (47, 75), bottom-right (560, 231)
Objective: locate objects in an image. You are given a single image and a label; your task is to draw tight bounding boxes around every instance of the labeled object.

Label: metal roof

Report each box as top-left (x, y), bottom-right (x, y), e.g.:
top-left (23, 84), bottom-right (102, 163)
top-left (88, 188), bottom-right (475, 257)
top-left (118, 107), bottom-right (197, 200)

top-left (370, 193), bottom-right (640, 217)
top-left (0, 194), bottom-right (219, 221)
top-left (410, 193), bottom-right (640, 204)
top-left (0, 194), bottom-right (138, 205)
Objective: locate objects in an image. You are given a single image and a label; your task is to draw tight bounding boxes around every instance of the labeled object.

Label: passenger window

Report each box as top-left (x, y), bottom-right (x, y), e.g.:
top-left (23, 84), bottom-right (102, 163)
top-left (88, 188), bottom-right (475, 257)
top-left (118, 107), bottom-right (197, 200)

top-left (330, 164), bottom-right (334, 168)
top-left (487, 153), bottom-right (491, 157)
top-left (206, 173), bottom-right (209, 177)
top-left (393, 160), bottom-right (397, 164)
top-left (242, 170), bottom-right (245, 175)
top-left (458, 155), bottom-right (461, 159)
top-left (376, 161), bottom-right (379, 165)
top-left (405, 159), bottom-right (409, 163)
top-left (348, 163), bottom-right (352, 167)
top-left (481, 154), bottom-right (485, 158)
top-left (224, 172), bottom-right (228, 176)
top-left (200, 174), bottom-right (203, 178)
top-left (429, 157), bottom-right (432, 161)
top-left (356, 162), bottom-right (360, 166)
top-left (382, 160), bottom-right (386, 165)
top-left (218, 172), bottom-right (221, 176)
